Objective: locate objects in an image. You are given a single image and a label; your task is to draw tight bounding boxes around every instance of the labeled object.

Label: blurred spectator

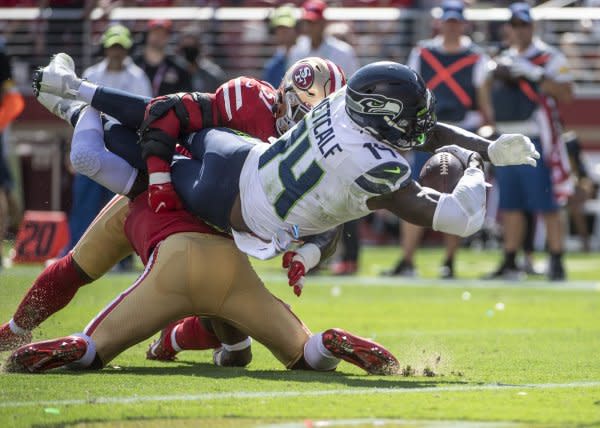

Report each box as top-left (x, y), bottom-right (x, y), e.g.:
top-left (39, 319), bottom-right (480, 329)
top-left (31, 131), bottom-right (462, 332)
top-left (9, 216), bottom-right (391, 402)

top-left (263, 4), bottom-right (298, 88)
top-left (486, 2), bottom-right (574, 281)
top-left (177, 25), bottom-right (226, 93)
top-left (384, 0), bottom-right (494, 279)
top-left (564, 131), bottom-right (596, 252)
top-left (0, 44), bottom-right (25, 269)
top-left (35, 0), bottom-right (96, 67)
top-left (65, 24), bottom-right (152, 269)
top-left (289, 0), bottom-right (359, 78)
top-left (288, 0), bottom-right (360, 275)
top-left (134, 19), bottom-right (193, 96)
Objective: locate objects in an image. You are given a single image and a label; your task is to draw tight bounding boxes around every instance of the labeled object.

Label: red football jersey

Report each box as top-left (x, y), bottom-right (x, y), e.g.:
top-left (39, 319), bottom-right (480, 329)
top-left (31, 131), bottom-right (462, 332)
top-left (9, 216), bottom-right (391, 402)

top-left (125, 191), bottom-right (230, 265)
top-left (214, 77), bottom-right (278, 142)
top-left (127, 78), bottom-right (278, 261)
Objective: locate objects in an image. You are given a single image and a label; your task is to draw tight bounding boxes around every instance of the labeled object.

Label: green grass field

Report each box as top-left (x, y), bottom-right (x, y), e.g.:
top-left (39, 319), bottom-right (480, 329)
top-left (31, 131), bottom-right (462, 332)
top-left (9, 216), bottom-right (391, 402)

top-left (1, 247), bottom-right (599, 427)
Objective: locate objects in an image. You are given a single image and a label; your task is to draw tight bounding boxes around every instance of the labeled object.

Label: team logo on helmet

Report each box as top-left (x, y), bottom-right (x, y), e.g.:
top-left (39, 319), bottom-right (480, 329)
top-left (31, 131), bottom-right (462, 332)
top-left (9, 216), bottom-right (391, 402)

top-left (292, 64), bottom-right (315, 90)
top-left (347, 88), bottom-right (404, 120)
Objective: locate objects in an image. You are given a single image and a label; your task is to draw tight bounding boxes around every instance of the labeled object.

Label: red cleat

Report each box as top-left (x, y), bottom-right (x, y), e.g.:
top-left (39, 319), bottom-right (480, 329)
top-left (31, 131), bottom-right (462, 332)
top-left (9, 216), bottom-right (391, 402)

top-left (0, 323), bottom-right (32, 352)
top-left (6, 336), bottom-right (87, 373)
top-left (322, 328), bottom-right (399, 375)
top-left (146, 321), bottom-right (179, 361)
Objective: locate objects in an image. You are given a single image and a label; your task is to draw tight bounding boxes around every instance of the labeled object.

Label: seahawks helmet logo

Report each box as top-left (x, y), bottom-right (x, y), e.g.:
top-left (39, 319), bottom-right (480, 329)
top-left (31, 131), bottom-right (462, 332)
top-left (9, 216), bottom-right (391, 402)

top-left (346, 88), bottom-right (404, 120)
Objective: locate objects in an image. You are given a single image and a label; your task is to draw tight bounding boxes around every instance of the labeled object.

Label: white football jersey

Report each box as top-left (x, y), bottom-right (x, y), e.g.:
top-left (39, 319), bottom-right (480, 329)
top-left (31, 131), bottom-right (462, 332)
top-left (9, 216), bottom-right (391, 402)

top-left (235, 88), bottom-right (412, 258)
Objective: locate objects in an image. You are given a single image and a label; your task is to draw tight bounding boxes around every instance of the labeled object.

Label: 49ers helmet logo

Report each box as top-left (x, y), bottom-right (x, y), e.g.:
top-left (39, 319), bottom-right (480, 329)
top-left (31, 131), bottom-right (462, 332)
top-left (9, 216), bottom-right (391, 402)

top-left (292, 64), bottom-right (315, 90)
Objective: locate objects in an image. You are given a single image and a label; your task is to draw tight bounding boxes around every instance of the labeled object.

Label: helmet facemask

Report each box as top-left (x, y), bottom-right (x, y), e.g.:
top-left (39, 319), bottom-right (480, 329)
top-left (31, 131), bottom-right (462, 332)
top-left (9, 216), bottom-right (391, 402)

top-left (346, 85), bottom-right (437, 151)
top-left (275, 57), bottom-right (347, 136)
top-left (275, 85), bottom-right (313, 135)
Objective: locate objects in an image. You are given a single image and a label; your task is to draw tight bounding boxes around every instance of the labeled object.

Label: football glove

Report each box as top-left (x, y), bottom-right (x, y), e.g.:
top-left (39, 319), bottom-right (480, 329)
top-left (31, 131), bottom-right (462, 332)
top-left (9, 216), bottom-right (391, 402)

top-left (282, 251), bottom-right (305, 297)
top-left (488, 134), bottom-right (540, 167)
top-left (148, 182), bottom-right (183, 213)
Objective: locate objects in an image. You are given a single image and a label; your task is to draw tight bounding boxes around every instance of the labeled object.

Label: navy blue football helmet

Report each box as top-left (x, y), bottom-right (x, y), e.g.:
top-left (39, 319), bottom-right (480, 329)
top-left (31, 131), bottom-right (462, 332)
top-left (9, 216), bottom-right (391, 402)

top-left (345, 61), bottom-right (437, 151)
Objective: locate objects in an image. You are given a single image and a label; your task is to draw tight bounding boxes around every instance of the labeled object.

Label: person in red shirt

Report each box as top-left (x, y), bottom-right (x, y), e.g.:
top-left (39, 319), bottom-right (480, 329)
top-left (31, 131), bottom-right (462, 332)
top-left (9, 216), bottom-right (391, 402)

top-left (0, 55), bottom-right (346, 364)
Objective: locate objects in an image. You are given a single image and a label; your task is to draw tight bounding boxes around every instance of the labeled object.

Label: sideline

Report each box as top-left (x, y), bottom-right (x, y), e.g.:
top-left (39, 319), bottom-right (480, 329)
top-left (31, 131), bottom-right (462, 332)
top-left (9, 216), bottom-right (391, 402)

top-left (1, 380), bottom-right (599, 409)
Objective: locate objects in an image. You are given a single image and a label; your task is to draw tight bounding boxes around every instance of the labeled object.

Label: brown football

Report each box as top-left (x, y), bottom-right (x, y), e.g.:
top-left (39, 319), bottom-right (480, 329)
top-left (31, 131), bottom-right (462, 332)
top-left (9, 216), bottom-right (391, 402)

top-left (418, 151), bottom-right (465, 193)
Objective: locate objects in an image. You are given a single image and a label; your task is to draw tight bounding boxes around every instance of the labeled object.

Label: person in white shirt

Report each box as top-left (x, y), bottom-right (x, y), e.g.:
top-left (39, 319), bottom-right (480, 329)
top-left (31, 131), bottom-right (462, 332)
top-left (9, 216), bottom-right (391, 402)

top-left (289, 0), bottom-right (360, 78)
top-left (84, 25), bottom-right (152, 102)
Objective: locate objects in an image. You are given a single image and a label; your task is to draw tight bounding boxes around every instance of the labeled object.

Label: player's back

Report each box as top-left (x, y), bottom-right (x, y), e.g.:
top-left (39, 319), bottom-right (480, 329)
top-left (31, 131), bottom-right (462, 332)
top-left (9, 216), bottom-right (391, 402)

top-left (214, 77), bottom-right (278, 141)
top-left (239, 87), bottom-right (411, 243)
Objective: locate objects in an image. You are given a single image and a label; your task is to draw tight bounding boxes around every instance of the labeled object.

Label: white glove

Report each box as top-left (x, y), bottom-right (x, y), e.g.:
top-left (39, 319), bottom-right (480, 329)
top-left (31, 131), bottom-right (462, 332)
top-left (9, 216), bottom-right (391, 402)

top-left (510, 58), bottom-right (545, 82)
top-left (488, 134), bottom-right (540, 167)
top-left (435, 145), bottom-right (476, 168)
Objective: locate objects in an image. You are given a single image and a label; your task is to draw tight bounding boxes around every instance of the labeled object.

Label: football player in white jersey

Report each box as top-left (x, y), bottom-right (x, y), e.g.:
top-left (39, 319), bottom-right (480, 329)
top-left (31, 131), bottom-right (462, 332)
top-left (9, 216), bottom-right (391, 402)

top-left (162, 61), bottom-right (539, 295)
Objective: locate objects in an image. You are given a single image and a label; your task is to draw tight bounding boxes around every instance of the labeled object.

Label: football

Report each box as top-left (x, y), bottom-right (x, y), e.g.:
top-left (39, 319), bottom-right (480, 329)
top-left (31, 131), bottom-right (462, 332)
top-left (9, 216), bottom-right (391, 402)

top-left (418, 151), bottom-right (465, 193)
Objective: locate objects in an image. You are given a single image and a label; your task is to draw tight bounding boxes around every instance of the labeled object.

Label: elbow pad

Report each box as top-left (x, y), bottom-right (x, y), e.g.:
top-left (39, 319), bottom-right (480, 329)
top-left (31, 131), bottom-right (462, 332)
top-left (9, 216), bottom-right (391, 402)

top-left (432, 167), bottom-right (487, 237)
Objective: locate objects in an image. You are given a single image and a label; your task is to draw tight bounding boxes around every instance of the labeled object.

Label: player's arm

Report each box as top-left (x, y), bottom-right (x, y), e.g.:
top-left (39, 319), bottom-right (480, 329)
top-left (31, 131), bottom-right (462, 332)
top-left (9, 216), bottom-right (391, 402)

top-left (283, 227), bottom-right (342, 297)
top-left (419, 122), bottom-right (539, 167)
top-left (367, 154), bottom-right (487, 238)
top-left (138, 91), bottom-right (218, 212)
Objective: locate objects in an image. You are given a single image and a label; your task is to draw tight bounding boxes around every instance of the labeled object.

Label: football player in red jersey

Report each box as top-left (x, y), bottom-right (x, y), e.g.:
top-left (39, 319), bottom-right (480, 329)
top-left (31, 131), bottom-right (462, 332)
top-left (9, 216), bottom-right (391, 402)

top-left (0, 55), bottom-right (346, 364)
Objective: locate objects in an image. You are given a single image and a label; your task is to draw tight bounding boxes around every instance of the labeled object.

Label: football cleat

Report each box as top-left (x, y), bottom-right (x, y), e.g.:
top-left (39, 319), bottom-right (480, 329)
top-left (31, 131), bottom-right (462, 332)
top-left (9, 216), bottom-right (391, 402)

top-left (33, 53), bottom-right (82, 99)
top-left (6, 335), bottom-right (87, 373)
top-left (213, 346), bottom-right (253, 367)
top-left (146, 321), bottom-right (179, 361)
top-left (322, 328), bottom-right (400, 375)
top-left (36, 90), bottom-right (86, 123)
top-left (0, 323), bottom-right (32, 352)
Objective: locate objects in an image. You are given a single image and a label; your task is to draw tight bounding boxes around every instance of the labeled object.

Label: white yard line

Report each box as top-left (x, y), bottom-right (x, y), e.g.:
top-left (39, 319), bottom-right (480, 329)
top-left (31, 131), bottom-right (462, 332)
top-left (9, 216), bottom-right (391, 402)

top-left (1, 380), bottom-right (599, 409)
top-left (260, 274), bottom-right (600, 291)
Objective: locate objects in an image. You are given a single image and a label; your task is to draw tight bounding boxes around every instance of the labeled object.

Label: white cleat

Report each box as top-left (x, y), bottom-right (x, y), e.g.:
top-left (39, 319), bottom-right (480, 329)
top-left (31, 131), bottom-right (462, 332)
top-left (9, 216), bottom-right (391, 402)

top-left (33, 53), bottom-right (82, 99)
top-left (36, 90), bottom-right (86, 123)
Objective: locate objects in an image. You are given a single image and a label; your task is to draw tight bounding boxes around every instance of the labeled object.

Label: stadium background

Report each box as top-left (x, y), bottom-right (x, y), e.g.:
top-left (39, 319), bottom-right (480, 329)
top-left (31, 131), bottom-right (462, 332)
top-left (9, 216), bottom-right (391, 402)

top-left (1, 0), bottom-right (599, 258)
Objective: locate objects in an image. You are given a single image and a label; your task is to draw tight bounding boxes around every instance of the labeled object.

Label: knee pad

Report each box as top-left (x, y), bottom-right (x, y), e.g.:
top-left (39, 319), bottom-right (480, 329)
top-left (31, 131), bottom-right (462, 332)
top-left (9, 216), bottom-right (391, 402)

top-left (70, 130), bottom-right (102, 177)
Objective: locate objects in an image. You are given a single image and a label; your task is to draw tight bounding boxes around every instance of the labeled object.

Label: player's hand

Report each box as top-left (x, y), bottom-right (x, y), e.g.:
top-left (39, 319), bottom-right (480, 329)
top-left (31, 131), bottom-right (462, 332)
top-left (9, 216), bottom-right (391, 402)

top-left (488, 134), bottom-right (540, 167)
top-left (148, 182), bottom-right (183, 213)
top-left (509, 58), bottom-right (545, 82)
top-left (282, 251), bottom-right (306, 297)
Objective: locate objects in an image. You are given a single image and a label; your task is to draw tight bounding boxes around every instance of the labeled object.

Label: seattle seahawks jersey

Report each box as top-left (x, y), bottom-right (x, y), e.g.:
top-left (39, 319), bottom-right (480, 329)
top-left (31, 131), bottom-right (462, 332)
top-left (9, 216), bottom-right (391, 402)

top-left (235, 87), bottom-right (411, 256)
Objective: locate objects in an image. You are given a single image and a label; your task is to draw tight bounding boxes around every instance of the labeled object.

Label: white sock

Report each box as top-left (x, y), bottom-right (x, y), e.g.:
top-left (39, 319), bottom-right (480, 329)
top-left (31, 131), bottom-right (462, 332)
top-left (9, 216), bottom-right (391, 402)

top-left (223, 337), bottom-right (252, 352)
top-left (66, 333), bottom-right (96, 368)
top-left (303, 333), bottom-right (340, 371)
top-left (8, 319), bottom-right (29, 335)
top-left (170, 325), bottom-right (182, 352)
top-left (77, 81), bottom-right (98, 104)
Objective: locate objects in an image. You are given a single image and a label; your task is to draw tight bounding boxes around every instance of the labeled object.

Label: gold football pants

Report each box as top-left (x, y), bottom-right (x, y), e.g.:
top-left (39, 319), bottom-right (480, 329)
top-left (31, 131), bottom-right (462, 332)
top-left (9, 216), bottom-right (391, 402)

top-left (83, 232), bottom-right (310, 368)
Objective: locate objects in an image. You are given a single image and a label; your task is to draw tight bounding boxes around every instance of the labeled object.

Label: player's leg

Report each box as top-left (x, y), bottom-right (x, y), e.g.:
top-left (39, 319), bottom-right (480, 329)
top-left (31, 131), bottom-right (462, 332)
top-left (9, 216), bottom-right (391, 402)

top-left (33, 53), bottom-right (149, 129)
top-left (172, 129), bottom-right (254, 231)
top-left (210, 237), bottom-right (399, 374)
top-left (0, 196), bottom-right (133, 351)
top-left (70, 107), bottom-right (139, 195)
top-left (7, 233), bottom-right (198, 372)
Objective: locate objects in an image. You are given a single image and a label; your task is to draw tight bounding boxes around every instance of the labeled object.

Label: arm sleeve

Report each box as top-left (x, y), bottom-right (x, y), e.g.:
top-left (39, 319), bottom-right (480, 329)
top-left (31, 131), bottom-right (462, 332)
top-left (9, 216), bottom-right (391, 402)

top-left (146, 92), bottom-right (218, 140)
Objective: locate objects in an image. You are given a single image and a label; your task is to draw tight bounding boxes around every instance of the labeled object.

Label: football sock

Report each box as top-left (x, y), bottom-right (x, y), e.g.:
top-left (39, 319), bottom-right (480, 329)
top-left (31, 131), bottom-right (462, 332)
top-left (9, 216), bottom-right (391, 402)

top-left (91, 86), bottom-right (148, 129)
top-left (504, 251), bottom-right (517, 268)
top-left (303, 332), bottom-right (340, 371)
top-left (173, 316), bottom-right (221, 351)
top-left (223, 337), bottom-right (252, 352)
top-left (12, 253), bottom-right (91, 331)
top-left (77, 81), bottom-right (98, 105)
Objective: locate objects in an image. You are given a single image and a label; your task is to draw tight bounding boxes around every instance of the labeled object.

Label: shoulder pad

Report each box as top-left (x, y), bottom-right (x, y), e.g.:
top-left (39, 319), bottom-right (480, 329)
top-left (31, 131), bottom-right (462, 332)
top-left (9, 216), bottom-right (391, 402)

top-left (354, 161), bottom-right (410, 195)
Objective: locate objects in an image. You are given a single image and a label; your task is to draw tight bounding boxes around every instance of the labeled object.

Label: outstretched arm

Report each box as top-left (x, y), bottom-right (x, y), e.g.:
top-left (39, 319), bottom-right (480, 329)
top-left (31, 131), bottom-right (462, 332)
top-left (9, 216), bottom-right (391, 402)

top-left (419, 122), bottom-right (539, 167)
top-left (367, 153), bottom-right (487, 238)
